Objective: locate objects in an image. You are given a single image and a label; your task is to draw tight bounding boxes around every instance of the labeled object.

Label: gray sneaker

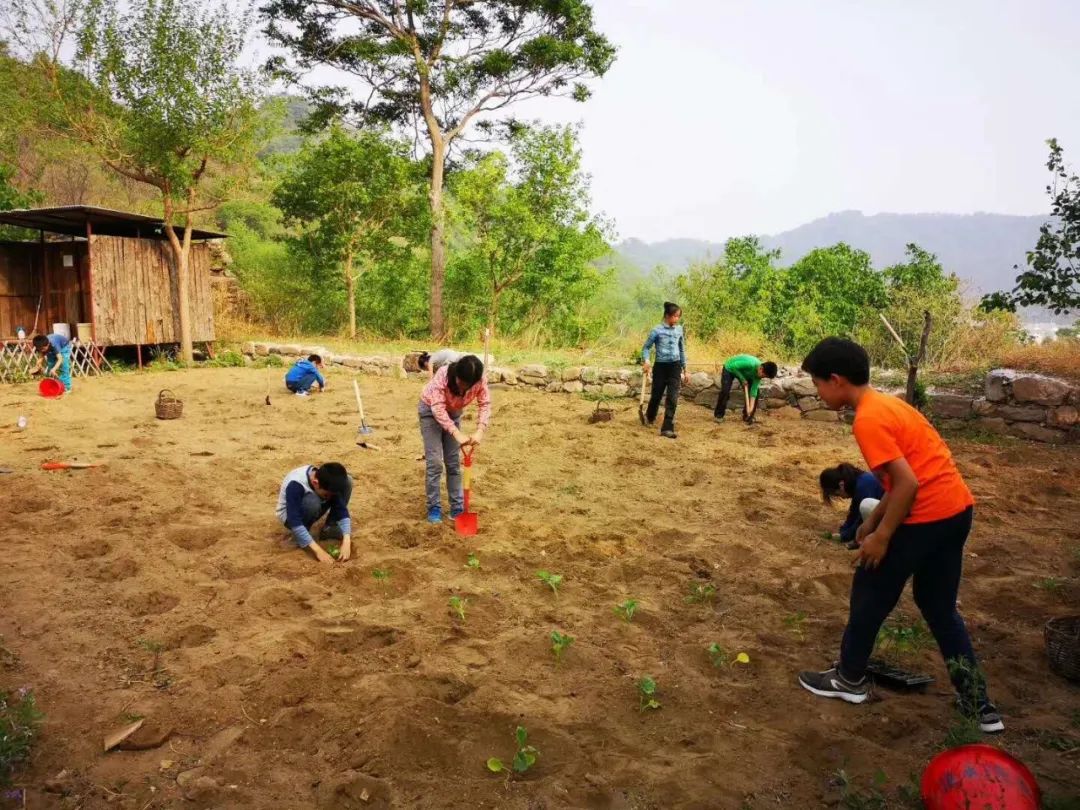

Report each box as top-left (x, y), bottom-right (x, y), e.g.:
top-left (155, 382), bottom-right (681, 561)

top-left (956, 698), bottom-right (1005, 733)
top-left (798, 666), bottom-right (870, 704)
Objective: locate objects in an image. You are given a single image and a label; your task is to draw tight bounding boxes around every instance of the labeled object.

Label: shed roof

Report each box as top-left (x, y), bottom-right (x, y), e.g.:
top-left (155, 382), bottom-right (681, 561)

top-left (0, 205), bottom-right (228, 240)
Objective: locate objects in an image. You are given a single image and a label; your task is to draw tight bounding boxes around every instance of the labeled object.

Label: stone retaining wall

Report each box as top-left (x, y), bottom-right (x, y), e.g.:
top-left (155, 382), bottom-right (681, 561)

top-left (241, 342), bottom-right (1078, 443)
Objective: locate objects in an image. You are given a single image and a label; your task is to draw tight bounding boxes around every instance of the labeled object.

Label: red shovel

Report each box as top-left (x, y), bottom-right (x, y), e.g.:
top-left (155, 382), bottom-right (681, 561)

top-left (455, 448), bottom-right (477, 536)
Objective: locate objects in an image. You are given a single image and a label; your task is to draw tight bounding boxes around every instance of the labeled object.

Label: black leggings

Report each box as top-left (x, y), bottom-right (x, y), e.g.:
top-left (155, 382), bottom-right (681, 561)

top-left (645, 361), bottom-right (682, 432)
top-left (840, 506), bottom-right (988, 702)
top-left (713, 368), bottom-right (756, 419)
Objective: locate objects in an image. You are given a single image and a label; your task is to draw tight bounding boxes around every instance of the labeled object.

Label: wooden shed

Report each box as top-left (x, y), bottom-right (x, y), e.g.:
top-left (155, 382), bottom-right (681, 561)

top-left (0, 205), bottom-right (224, 348)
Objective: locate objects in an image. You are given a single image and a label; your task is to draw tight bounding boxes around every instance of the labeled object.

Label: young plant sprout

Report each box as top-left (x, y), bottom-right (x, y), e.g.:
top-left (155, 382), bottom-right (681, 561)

top-left (637, 676), bottom-right (660, 711)
top-left (372, 568), bottom-right (391, 586)
top-left (707, 644), bottom-right (752, 668)
top-left (550, 630), bottom-right (574, 664)
top-left (449, 596), bottom-right (468, 621)
top-left (685, 582), bottom-right (716, 605)
top-left (536, 570), bottom-right (563, 597)
top-left (465, 552), bottom-right (481, 570)
top-left (487, 726), bottom-right (539, 776)
top-left (613, 599), bottom-right (639, 623)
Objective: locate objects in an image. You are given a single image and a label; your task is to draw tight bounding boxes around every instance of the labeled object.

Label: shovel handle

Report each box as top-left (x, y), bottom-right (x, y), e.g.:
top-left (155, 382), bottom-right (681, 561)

top-left (353, 379), bottom-right (366, 421)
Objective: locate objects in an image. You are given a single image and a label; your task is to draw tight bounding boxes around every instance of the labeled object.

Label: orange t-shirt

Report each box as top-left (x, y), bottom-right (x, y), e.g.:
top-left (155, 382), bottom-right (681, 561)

top-left (852, 388), bottom-right (974, 524)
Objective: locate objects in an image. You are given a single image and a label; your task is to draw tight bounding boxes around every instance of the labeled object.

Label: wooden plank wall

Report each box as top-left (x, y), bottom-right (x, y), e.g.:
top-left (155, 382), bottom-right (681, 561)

top-left (0, 242), bottom-right (41, 338)
top-left (44, 243), bottom-right (88, 330)
top-left (90, 236), bottom-right (216, 345)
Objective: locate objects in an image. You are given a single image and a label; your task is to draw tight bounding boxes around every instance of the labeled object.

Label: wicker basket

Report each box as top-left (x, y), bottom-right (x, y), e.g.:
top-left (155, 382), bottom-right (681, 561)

top-left (1045, 615), bottom-right (1080, 682)
top-left (155, 389), bottom-right (183, 420)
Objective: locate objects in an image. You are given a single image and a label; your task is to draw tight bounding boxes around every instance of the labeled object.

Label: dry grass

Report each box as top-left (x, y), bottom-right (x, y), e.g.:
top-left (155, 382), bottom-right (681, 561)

top-left (997, 339), bottom-right (1080, 380)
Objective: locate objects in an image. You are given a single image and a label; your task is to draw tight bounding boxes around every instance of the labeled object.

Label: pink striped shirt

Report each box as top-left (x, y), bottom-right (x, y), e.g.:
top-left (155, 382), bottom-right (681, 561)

top-left (420, 365), bottom-right (492, 433)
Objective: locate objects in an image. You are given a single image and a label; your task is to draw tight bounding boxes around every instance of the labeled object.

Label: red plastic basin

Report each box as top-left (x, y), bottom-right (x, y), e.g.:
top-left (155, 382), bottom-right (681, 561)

top-left (39, 378), bottom-right (65, 398)
top-left (922, 744), bottom-right (1039, 810)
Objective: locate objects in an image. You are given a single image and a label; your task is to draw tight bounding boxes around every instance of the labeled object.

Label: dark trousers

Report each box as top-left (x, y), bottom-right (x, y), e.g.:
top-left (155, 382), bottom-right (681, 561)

top-left (286, 371), bottom-right (319, 393)
top-left (300, 478), bottom-right (353, 540)
top-left (645, 361), bottom-right (681, 432)
top-left (713, 368), bottom-right (756, 419)
top-left (840, 506), bottom-right (988, 703)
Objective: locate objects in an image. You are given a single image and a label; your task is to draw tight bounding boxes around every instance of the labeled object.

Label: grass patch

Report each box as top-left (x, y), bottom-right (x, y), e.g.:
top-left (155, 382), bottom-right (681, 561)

top-left (0, 688), bottom-right (43, 786)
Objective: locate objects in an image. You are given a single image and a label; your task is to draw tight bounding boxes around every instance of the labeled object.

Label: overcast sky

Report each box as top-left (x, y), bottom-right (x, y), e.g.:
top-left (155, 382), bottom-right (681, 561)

top-left (512, 0), bottom-right (1080, 242)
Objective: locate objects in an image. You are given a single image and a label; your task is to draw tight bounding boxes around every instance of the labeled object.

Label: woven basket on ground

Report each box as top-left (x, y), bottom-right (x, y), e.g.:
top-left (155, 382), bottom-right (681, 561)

top-left (155, 389), bottom-right (183, 420)
top-left (1045, 615), bottom-right (1080, 682)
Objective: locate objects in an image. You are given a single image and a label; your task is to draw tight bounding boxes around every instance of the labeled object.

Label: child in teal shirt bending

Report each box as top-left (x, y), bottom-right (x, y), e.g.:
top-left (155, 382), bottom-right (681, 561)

top-left (713, 354), bottom-right (777, 424)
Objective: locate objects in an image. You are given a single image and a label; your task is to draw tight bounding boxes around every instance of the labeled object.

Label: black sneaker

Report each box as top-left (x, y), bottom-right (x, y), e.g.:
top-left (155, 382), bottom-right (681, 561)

top-left (956, 698), bottom-right (1005, 733)
top-left (798, 666), bottom-right (870, 704)
top-left (713, 415), bottom-right (725, 423)
top-left (661, 429), bottom-right (677, 439)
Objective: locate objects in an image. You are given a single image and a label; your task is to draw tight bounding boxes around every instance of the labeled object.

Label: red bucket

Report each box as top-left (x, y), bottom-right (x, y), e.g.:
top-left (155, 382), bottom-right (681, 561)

top-left (922, 744), bottom-right (1039, 810)
top-left (38, 378), bottom-right (65, 399)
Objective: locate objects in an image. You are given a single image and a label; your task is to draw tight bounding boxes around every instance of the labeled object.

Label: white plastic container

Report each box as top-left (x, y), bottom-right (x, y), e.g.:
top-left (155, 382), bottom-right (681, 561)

top-left (52, 322), bottom-right (71, 339)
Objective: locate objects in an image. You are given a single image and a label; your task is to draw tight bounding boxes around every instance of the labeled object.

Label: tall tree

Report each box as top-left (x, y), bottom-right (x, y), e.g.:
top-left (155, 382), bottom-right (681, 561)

top-left (10, 0), bottom-right (268, 361)
top-left (261, 0), bottom-right (616, 339)
top-left (272, 126), bottom-right (422, 338)
top-left (983, 138), bottom-right (1080, 314)
top-left (449, 124), bottom-right (609, 340)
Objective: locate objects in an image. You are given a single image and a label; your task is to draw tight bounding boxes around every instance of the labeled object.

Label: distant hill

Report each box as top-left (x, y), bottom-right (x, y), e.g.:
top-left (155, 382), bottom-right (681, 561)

top-left (616, 210), bottom-right (1052, 306)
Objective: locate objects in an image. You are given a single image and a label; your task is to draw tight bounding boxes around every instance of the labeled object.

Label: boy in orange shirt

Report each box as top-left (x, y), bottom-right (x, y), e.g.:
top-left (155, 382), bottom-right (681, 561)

top-left (796, 337), bottom-right (1003, 733)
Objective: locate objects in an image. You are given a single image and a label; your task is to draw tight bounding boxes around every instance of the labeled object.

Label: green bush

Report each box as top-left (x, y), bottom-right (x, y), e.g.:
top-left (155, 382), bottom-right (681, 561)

top-left (207, 349), bottom-right (246, 368)
top-left (0, 688), bottom-right (43, 786)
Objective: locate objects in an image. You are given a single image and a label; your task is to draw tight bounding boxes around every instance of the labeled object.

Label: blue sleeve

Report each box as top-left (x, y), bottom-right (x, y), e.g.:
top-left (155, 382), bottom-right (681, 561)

top-left (328, 492), bottom-right (351, 535)
top-left (855, 474), bottom-right (885, 503)
top-left (642, 328), bottom-right (658, 364)
top-left (679, 330), bottom-right (686, 369)
top-left (838, 500), bottom-right (861, 542)
top-left (283, 481), bottom-right (314, 548)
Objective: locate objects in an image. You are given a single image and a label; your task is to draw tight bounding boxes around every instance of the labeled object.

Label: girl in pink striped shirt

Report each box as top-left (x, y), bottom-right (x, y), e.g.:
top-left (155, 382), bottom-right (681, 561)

top-left (418, 354), bottom-right (492, 523)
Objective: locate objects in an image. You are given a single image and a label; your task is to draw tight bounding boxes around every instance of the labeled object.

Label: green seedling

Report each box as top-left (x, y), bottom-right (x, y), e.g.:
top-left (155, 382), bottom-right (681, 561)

top-left (685, 582), bottom-right (716, 605)
top-left (327, 544), bottom-right (341, 559)
top-left (465, 552), bottom-right (481, 570)
top-left (1036, 576), bottom-right (1063, 593)
top-left (449, 596), bottom-right (468, 622)
top-left (784, 610), bottom-right (808, 638)
top-left (637, 676), bottom-right (660, 711)
top-left (372, 568), bottom-right (391, 586)
top-left (943, 657), bottom-right (990, 748)
top-left (707, 642), bottom-right (728, 668)
top-left (875, 615), bottom-right (933, 661)
top-left (613, 599), bottom-right (639, 623)
top-left (707, 643), bottom-right (751, 668)
top-left (536, 570), bottom-right (563, 597)
top-left (550, 630), bottom-right (574, 664)
top-left (487, 725), bottom-right (539, 776)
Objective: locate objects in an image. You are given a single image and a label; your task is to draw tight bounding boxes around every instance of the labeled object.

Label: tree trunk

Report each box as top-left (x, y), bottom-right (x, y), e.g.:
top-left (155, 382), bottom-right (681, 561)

top-left (345, 251), bottom-right (357, 339)
top-left (429, 136), bottom-right (447, 340)
top-left (162, 196), bottom-right (194, 363)
top-left (487, 288), bottom-right (500, 340)
top-left (905, 310), bottom-right (933, 408)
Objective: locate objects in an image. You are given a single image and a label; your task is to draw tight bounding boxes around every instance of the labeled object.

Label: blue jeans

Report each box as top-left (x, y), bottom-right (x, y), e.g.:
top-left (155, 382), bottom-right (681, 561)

top-left (286, 371), bottom-right (319, 393)
top-left (49, 345), bottom-right (73, 391)
top-left (840, 506), bottom-right (988, 702)
top-left (418, 402), bottom-right (463, 513)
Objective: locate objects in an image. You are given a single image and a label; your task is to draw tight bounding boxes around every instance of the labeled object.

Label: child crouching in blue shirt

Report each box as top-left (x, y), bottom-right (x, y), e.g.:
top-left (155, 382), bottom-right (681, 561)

top-left (285, 354), bottom-right (326, 396)
top-left (276, 462), bottom-right (352, 563)
top-left (820, 463), bottom-right (885, 549)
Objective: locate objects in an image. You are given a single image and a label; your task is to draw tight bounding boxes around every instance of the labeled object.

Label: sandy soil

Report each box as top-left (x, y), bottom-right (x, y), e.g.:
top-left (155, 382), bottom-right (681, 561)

top-left (1, 367), bottom-right (1078, 809)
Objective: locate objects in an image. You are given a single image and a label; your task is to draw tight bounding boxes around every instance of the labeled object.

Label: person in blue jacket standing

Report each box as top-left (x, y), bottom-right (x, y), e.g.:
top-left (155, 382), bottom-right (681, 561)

top-left (285, 354), bottom-right (326, 397)
top-left (819, 462), bottom-right (885, 549)
top-left (641, 302), bottom-right (689, 439)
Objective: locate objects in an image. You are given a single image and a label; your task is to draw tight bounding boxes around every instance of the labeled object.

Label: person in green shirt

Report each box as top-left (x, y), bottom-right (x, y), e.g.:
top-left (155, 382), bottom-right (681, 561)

top-left (713, 355), bottom-right (778, 424)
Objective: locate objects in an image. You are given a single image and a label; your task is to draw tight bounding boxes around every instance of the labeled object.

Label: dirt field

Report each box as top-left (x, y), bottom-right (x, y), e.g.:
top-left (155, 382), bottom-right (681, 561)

top-left (1, 367), bottom-right (1078, 809)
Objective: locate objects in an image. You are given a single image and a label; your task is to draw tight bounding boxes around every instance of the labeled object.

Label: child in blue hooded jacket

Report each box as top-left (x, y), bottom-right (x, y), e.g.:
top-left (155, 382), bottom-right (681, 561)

top-left (285, 354), bottom-right (326, 396)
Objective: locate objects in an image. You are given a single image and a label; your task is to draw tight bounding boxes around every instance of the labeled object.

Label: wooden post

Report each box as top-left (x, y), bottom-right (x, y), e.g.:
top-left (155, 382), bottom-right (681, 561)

top-left (137, 343), bottom-right (143, 369)
top-left (905, 311), bottom-right (932, 408)
top-left (85, 218), bottom-right (97, 344)
top-left (39, 230), bottom-right (49, 332)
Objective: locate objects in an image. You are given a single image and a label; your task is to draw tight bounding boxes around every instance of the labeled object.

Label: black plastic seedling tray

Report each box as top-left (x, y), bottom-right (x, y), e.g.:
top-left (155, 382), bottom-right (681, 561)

top-left (866, 658), bottom-right (934, 691)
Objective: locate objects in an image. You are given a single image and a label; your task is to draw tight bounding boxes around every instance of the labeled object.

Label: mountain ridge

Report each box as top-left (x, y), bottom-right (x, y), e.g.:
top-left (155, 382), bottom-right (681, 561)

top-left (614, 210), bottom-right (1048, 301)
